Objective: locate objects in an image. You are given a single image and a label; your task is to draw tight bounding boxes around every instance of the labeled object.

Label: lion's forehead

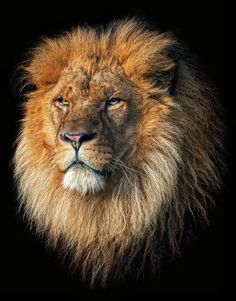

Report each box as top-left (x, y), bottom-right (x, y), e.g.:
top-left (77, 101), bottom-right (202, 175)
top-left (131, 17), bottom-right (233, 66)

top-left (55, 66), bottom-right (132, 101)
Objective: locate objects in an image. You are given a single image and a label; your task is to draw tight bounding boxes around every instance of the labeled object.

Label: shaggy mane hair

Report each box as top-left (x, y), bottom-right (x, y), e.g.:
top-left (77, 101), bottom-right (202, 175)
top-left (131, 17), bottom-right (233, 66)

top-left (14, 18), bottom-right (224, 286)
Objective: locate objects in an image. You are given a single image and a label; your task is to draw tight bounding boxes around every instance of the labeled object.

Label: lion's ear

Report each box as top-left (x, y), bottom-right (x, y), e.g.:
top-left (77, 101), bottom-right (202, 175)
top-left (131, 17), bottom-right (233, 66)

top-left (114, 23), bottom-right (183, 96)
top-left (149, 44), bottom-right (183, 96)
top-left (18, 75), bottom-right (38, 95)
top-left (152, 63), bottom-right (177, 95)
top-left (10, 65), bottom-right (38, 99)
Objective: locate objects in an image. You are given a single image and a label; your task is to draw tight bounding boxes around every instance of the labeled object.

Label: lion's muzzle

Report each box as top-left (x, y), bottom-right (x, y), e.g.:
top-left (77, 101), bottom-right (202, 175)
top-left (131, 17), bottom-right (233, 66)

top-left (55, 126), bottom-right (113, 194)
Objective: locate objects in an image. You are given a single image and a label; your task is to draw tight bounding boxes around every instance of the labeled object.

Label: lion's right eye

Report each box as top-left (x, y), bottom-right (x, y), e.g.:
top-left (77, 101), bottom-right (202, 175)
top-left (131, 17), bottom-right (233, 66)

top-left (55, 97), bottom-right (70, 107)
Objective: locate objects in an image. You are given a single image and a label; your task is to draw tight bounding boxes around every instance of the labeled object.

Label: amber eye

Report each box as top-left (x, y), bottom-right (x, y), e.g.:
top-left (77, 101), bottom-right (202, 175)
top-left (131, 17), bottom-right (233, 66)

top-left (55, 97), bottom-right (70, 107)
top-left (106, 98), bottom-right (123, 109)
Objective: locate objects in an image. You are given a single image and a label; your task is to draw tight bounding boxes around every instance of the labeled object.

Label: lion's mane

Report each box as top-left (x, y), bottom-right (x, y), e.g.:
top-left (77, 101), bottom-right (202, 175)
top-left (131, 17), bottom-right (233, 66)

top-left (14, 19), bottom-right (224, 286)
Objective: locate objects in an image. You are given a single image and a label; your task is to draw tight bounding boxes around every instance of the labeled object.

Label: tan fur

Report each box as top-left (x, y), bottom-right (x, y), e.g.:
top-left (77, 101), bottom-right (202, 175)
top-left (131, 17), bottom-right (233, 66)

top-left (14, 19), bottom-right (224, 286)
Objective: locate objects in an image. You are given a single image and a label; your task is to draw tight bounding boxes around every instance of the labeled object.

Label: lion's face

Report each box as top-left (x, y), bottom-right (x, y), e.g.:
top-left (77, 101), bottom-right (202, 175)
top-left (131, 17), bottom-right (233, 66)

top-left (51, 67), bottom-right (139, 195)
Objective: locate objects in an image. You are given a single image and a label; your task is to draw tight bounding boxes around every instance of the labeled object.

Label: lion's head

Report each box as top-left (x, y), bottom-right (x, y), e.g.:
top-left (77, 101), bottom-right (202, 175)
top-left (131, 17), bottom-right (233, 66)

top-left (14, 19), bottom-right (224, 286)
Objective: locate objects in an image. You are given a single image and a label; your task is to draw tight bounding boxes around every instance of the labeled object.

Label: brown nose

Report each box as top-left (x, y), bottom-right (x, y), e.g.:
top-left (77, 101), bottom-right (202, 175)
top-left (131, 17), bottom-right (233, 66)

top-left (60, 132), bottom-right (97, 150)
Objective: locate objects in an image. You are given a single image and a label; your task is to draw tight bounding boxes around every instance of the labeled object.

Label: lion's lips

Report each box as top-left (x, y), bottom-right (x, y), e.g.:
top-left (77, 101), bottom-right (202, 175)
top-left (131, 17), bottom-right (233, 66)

top-left (65, 159), bottom-right (110, 177)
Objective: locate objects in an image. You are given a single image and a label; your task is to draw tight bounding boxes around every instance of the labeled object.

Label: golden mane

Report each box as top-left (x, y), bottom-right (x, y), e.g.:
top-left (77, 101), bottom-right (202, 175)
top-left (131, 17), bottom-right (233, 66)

top-left (14, 19), bottom-right (224, 286)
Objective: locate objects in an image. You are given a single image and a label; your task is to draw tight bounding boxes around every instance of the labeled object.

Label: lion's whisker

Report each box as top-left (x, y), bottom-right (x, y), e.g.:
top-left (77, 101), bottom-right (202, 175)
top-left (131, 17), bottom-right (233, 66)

top-left (112, 155), bottom-right (140, 176)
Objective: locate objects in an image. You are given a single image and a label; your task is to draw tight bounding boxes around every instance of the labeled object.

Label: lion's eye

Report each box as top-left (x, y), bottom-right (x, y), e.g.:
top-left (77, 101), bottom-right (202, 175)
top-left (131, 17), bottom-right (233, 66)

top-left (106, 98), bottom-right (123, 109)
top-left (56, 97), bottom-right (70, 107)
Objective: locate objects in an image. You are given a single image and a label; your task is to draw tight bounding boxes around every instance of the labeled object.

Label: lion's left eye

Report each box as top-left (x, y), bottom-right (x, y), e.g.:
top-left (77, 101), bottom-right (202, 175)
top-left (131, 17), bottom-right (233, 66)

top-left (106, 98), bottom-right (123, 108)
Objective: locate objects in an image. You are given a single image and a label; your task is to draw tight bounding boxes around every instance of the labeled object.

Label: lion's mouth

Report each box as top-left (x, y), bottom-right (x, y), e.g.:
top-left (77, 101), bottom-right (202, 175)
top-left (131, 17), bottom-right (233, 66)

top-left (65, 160), bottom-right (110, 178)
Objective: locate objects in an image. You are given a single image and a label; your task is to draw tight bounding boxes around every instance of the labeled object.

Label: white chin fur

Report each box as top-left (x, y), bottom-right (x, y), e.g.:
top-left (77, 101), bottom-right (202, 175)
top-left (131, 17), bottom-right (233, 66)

top-left (62, 166), bottom-right (105, 195)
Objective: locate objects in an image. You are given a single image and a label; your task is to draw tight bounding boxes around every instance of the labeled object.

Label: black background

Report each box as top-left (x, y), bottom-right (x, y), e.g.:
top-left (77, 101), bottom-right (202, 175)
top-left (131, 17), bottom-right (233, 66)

top-left (0, 1), bottom-right (229, 299)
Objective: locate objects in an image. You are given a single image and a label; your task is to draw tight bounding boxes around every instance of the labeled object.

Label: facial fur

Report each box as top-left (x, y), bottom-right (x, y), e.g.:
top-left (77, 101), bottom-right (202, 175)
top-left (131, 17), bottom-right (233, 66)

top-left (51, 68), bottom-right (138, 195)
top-left (14, 19), bottom-right (224, 286)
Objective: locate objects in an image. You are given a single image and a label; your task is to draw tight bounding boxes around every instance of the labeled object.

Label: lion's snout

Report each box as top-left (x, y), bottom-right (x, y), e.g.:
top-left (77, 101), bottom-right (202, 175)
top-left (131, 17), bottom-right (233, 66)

top-left (56, 132), bottom-right (113, 174)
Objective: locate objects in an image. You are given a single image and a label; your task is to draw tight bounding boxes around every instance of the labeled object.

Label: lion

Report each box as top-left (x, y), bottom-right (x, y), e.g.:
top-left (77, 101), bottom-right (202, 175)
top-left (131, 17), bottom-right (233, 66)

top-left (14, 18), bottom-right (224, 286)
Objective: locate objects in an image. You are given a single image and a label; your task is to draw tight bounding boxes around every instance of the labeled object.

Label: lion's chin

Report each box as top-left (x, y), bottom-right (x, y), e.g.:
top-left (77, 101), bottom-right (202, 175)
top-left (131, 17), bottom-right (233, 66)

top-left (62, 164), bottom-right (105, 195)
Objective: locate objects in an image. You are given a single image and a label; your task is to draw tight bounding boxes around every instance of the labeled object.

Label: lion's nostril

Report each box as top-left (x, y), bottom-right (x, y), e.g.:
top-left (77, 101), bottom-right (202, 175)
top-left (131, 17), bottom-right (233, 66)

top-left (64, 133), bottom-right (82, 142)
top-left (60, 132), bottom-right (97, 150)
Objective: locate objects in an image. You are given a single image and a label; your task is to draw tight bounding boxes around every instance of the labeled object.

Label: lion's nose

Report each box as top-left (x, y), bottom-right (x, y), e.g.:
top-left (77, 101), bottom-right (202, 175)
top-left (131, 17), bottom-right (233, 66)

top-left (60, 132), bottom-right (97, 150)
